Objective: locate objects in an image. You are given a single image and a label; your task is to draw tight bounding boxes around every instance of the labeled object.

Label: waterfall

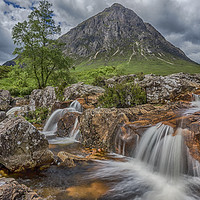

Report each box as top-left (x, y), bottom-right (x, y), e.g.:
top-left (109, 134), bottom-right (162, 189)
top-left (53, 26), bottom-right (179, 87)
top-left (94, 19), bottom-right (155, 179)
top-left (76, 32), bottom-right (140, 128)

top-left (42, 100), bottom-right (82, 144)
top-left (88, 123), bottom-right (200, 200)
top-left (184, 94), bottom-right (200, 115)
top-left (135, 123), bottom-right (187, 179)
top-left (43, 108), bottom-right (68, 134)
top-left (69, 117), bottom-right (80, 140)
top-left (87, 96), bottom-right (200, 200)
top-left (69, 100), bottom-right (83, 113)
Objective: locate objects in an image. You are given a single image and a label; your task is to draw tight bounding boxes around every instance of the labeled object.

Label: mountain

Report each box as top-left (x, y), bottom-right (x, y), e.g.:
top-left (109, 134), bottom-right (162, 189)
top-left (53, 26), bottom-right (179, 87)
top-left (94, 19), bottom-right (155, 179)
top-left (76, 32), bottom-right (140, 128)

top-left (2, 60), bottom-right (16, 67)
top-left (59, 3), bottom-right (193, 67)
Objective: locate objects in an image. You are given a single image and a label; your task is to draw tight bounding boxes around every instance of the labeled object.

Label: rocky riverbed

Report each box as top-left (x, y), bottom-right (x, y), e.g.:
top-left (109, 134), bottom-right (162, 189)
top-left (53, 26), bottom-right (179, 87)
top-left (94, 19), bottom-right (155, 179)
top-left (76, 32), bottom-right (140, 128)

top-left (1, 72), bottom-right (200, 199)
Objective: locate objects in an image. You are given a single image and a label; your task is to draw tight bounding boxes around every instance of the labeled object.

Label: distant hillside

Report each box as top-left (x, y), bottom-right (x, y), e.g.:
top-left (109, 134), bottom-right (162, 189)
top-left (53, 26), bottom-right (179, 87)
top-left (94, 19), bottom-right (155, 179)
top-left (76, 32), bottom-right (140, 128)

top-left (2, 60), bottom-right (16, 66)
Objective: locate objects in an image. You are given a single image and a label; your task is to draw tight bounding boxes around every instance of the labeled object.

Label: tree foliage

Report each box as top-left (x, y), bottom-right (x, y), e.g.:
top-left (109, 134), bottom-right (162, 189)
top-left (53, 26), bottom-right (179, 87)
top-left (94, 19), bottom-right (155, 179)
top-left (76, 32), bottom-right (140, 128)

top-left (12, 0), bottom-right (72, 89)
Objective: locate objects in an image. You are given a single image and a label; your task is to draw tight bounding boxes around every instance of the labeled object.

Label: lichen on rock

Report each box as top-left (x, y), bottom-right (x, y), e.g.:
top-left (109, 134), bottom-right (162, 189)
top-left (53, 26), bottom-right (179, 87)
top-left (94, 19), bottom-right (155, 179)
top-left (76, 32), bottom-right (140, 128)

top-left (0, 116), bottom-right (54, 172)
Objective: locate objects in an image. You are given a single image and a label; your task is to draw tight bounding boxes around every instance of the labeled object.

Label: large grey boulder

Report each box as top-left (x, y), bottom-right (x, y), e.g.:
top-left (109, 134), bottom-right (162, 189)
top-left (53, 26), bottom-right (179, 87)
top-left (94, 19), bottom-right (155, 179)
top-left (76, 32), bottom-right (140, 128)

top-left (137, 73), bottom-right (200, 103)
top-left (64, 82), bottom-right (105, 100)
top-left (0, 178), bottom-right (42, 200)
top-left (0, 90), bottom-right (11, 111)
top-left (105, 72), bottom-right (200, 104)
top-left (29, 86), bottom-right (57, 109)
top-left (0, 116), bottom-right (54, 172)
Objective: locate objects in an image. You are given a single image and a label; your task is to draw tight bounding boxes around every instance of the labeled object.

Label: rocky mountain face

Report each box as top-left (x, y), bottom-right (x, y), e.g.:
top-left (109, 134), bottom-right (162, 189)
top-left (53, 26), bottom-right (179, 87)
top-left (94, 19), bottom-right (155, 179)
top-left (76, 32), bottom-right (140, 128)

top-left (59, 3), bottom-right (191, 62)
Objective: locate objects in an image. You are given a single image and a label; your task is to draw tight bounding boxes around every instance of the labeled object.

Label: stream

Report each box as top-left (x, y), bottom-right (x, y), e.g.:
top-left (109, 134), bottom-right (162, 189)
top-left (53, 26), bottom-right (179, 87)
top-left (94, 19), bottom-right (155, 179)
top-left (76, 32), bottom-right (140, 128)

top-left (9, 97), bottom-right (200, 200)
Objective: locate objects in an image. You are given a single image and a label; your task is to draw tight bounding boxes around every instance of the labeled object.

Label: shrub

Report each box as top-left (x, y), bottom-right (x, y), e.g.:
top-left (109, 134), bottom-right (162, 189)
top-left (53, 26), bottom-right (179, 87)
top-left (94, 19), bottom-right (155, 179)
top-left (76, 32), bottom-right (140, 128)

top-left (99, 82), bottom-right (146, 108)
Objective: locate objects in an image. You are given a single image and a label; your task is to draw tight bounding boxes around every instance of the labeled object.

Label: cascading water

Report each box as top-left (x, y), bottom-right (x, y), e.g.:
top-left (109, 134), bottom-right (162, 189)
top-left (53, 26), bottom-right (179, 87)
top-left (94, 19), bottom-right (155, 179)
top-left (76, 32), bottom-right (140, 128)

top-left (42, 100), bottom-right (82, 144)
top-left (15, 95), bottom-right (200, 200)
top-left (6, 106), bottom-right (22, 116)
top-left (184, 94), bottom-right (200, 115)
top-left (87, 97), bottom-right (200, 200)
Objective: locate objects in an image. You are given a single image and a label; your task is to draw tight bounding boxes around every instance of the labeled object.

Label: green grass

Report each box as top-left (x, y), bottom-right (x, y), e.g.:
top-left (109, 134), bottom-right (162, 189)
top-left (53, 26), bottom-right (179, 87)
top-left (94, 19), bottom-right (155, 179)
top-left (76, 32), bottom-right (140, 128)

top-left (70, 55), bottom-right (200, 84)
top-left (1, 55), bottom-right (200, 96)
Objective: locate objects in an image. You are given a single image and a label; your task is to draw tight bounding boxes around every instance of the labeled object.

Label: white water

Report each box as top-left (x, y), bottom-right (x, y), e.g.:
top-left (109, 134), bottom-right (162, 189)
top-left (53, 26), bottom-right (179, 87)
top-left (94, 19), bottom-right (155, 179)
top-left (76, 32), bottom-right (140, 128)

top-left (42, 100), bottom-right (82, 144)
top-left (184, 94), bottom-right (200, 115)
top-left (88, 124), bottom-right (200, 200)
top-left (6, 106), bottom-right (21, 116)
top-left (87, 96), bottom-right (200, 200)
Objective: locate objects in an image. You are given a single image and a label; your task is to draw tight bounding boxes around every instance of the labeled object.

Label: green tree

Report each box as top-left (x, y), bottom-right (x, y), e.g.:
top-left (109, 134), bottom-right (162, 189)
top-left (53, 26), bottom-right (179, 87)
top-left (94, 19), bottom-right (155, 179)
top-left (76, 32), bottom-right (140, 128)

top-left (12, 0), bottom-right (72, 89)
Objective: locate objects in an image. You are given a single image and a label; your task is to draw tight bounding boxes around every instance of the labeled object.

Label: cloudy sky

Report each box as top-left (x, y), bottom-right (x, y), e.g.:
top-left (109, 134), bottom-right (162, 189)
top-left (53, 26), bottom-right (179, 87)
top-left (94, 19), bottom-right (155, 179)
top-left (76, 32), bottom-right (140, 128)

top-left (1, 0), bottom-right (200, 64)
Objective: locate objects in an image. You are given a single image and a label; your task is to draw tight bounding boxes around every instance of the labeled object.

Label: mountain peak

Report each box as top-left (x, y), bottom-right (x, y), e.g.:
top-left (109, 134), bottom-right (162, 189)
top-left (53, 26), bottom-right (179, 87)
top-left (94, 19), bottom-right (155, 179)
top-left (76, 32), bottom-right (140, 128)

top-left (59, 4), bottom-right (192, 63)
top-left (110, 3), bottom-right (125, 8)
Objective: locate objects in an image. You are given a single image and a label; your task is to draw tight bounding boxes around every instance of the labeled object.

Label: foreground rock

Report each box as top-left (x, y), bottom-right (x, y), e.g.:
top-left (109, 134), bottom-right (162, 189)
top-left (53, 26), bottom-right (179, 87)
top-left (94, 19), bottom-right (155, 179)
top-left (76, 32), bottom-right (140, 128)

top-left (0, 178), bottom-right (42, 200)
top-left (0, 116), bottom-right (54, 172)
top-left (0, 90), bottom-right (12, 111)
top-left (80, 102), bottom-right (189, 154)
top-left (56, 112), bottom-right (81, 137)
top-left (57, 151), bottom-right (88, 167)
top-left (29, 84), bottom-right (105, 111)
top-left (64, 82), bottom-right (105, 107)
top-left (29, 86), bottom-right (57, 109)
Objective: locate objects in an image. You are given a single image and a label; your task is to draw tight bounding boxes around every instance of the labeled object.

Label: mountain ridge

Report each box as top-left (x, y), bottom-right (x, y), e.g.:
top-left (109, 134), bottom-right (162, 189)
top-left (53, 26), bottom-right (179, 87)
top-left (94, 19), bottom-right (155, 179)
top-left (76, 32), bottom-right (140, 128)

top-left (59, 3), bottom-right (193, 64)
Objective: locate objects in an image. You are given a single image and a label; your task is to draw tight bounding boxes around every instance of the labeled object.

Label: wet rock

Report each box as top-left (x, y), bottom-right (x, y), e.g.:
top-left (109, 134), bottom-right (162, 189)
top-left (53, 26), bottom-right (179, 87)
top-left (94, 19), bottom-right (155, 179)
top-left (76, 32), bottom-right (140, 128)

top-left (0, 90), bottom-right (12, 111)
top-left (0, 178), bottom-right (42, 200)
top-left (56, 112), bottom-right (81, 137)
top-left (57, 151), bottom-right (88, 167)
top-left (64, 82), bottom-right (105, 100)
top-left (0, 116), bottom-right (54, 172)
top-left (51, 101), bottom-right (72, 113)
top-left (0, 112), bottom-right (6, 122)
top-left (80, 108), bottom-right (130, 150)
top-left (80, 103), bottom-right (188, 153)
top-left (29, 86), bottom-right (57, 109)
top-left (136, 72), bottom-right (200, 104)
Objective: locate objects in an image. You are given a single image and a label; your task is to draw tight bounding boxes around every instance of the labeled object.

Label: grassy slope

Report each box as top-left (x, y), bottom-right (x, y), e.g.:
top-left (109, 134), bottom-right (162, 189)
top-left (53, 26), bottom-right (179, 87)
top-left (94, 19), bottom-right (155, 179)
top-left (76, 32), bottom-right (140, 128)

top-left (1, 55), bottom-right (200, 96)
top-left (71, 55), bottom-right (200, 84)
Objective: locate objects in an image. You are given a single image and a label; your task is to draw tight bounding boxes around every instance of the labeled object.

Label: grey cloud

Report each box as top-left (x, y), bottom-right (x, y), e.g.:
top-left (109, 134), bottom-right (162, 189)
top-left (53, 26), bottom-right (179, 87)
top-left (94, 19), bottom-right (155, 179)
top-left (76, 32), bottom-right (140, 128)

top-left (0, 25), bottom-right (15, 64)
top-left (0, 0), bottom-right (200, 63)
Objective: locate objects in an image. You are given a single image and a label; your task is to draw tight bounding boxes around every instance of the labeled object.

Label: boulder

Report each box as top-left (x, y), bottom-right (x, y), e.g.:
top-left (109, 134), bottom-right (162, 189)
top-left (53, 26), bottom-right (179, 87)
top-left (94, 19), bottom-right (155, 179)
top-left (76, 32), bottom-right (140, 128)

top-left (136, 73), bottom-right (200, 104)
top-left (80, 107), bottom-right (130, 150)
top-left (0, 112), bottom-right (6, 122)
top-left (0, 178), bottom-right (42, 200)
top-left (56, 112), bottom-right (81, 137)
top-left (51, 101), bottom-right (72, 113)
top-left (0, 116), bottom-right (54, 172)
top-left (0, 90), bottom-right (11, 111)
top-left (57, 151), bottom-right (88, 167)
top-left (105, 74), bottom-right (136, 87)
top-left (80, 102), bottom-right (189, 153)
top-left (29, 86), bottom-right (57, 109)
top-left (104, 73), bottom-right (200, 104)
top-left (64, 82), bottom-right (105, 101)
